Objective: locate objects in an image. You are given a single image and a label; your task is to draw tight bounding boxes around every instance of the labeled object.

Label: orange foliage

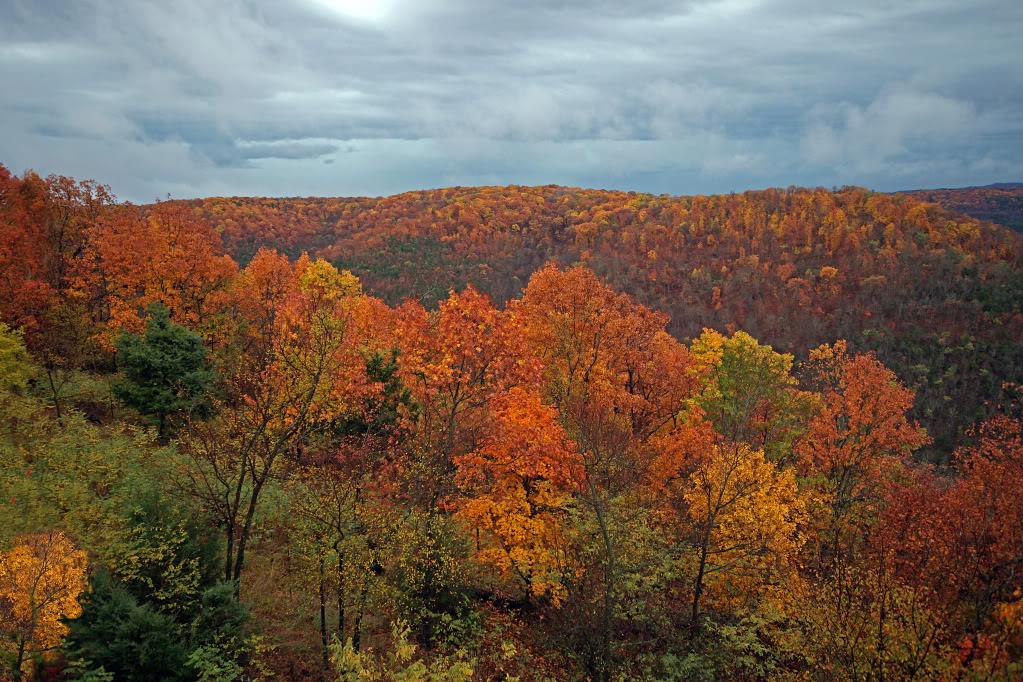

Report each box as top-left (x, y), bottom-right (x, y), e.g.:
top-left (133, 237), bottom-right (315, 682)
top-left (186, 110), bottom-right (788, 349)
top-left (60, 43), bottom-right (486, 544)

top-left (901, 183), bottom-right (1023, 233)
top-left (3, 162), bottom-right (1023, 677)
top-left (797, 343), bottom-right (929, 507)
top-left (0, 166), bottom-right (111, 347)
top-left (518, 264), bottom-right (698, 444)
top-left (454, 387), bottom-right (583, 602)
top-left (879, 413), bottom-right (1023, 636)
top-left (75, 203), bottom-right (237, 346)
top-left (181, 184), bottom-right (1023, 454)
top-left (181, 251), bottom-right (377, 584)
top-left (395, 285), bottom-right (539, 466)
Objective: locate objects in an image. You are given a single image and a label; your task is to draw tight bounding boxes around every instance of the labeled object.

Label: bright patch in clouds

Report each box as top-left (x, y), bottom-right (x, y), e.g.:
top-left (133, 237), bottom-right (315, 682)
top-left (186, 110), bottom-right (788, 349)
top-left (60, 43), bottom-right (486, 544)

top-left (309, 0), bottom-right (396, 22)
top-left (0, 0), bottom-right (1019, 201)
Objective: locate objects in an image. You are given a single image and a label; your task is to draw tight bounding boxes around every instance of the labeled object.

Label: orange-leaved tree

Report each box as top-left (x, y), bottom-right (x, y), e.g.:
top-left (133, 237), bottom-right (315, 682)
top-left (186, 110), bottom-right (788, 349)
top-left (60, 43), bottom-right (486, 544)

top-left (0, 166), bottom-right (112, 341)
top-left (517, 264), bottom-right (701, 682)
top-left (387, 285), bottom-right (540, 648)
top-left (454, 387), bottom-right (583, 604)
top-left (796, 340), bottom-right (929, 567)
top-left (180, 251), bottom-right (374, 588)
top-left (394, 285), bottom-right (538, 508)
top-left (877, 410), bottom-right (1023, 673)
top-left (75, 202), bottom-right (236, 348)
top-left (0, 167), bottom-right (113, 415)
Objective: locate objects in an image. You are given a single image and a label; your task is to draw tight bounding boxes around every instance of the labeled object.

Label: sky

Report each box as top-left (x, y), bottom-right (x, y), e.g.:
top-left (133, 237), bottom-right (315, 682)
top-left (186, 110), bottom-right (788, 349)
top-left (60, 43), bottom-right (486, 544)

top-left (1, 0), bottom-right (1021, 203)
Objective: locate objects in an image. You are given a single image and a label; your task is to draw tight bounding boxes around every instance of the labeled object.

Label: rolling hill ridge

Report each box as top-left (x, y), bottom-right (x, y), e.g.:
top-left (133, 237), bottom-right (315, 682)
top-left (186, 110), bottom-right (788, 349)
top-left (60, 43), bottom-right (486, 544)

top-left (899, 183), bottom-right (1023, 233)
top-left (180, 185), bottom-right (1023, 456)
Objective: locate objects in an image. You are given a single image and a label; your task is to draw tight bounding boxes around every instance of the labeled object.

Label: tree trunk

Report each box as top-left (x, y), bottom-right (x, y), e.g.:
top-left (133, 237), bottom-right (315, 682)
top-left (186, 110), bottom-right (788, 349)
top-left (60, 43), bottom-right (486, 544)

top-left (335, 541), bottom-right (345, 641)
top-left (353, 574), bottom-right (371, 651)
top-left (232, 479), bottom-right (265, 587)
top-left (590, 490), bottom-right (616, 682)
top-left (224, 524), bottom-right (236, 584)
top-left (46, 368), bottom-right (62, 419)
top-left (691, 522), bottom-right (713, 631)
top-left (319, 557), bottom-right (329, 672)
top-left (14, 634), bottom-right (26, 681)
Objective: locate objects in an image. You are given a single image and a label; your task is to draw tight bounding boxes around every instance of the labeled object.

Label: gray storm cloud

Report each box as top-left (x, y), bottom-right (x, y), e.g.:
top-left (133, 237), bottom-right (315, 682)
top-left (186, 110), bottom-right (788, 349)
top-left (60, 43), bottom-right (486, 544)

top-left (0, 0), bottom-right (1019, 201)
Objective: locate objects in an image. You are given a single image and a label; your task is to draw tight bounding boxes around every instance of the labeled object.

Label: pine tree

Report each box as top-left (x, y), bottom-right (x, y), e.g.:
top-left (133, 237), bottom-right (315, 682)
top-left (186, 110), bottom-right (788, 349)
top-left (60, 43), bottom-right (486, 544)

top-left (113, 303), bottom-right (213, 439)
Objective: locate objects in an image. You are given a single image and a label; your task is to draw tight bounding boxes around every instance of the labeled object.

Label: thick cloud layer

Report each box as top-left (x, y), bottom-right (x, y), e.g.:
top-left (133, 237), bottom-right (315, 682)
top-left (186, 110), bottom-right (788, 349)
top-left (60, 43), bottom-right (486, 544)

top-left (1, 0), bottom-right (1019, 201)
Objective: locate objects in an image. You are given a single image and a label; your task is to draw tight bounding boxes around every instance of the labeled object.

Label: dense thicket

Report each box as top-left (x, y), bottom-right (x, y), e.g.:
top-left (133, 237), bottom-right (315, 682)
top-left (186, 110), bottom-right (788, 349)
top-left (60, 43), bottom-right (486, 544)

top-left (2, 164), bottom-right (1022, 680)
top-left (184, 185), bottom-right (1023, 456)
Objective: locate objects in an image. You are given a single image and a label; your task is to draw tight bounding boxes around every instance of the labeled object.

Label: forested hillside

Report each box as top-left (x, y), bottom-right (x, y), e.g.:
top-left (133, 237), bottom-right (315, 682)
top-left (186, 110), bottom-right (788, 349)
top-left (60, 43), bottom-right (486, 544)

top-left (901, 183), bottom-right (1023, 233)
top-left (2, 164), bottom-right (1022, 680)
top-left (184, 185), bottom-right (1023, 456)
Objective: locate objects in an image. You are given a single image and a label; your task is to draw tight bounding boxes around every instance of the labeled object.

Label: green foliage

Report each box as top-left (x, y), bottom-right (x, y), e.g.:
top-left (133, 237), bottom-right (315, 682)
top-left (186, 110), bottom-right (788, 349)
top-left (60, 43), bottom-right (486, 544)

top-left (329, 620), bottom-right (475, 681)
top-left (1, 373), bottom-right (251, 677)
top-left (656, 610), bottom-right (785, 681)
top-left (0, 321), bottom-right (33, 394)
top-left (390, 512), bottom-right (474, 649)
top-left (62, 658), bottom-right (116, 682)
top-left (65, 571), bottom-right (193, 682)
top-left (65, 571), bottom-right (252, 682)
top-left (186, 644), bottom-right (244, 682)
top-left (861, 326), bottom-right (1023, 458)
top-left (691, 329), bottom-right (813, 462)
top-left (190, 582), bottom-right (250, 645)
top-left (108, 490), bottom-right (223, 617)
top-left (183, 646), bottom-right (240, 682)
top-left (113, 302), bottom-right (214, 438)
top-left (334, 235), bottom-right (487, 309)
top-left (0, 404), bottom-right (162, 550)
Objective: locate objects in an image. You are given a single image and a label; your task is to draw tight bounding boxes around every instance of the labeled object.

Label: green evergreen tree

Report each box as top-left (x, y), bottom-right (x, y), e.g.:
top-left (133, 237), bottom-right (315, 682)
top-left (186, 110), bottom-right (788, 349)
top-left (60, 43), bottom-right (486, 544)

top-left (64, 571), bottom-right (192, 682)
top-left (113, 303), bottom-right (213, 440)
top-left (64, 572), bottom-right (250, 682)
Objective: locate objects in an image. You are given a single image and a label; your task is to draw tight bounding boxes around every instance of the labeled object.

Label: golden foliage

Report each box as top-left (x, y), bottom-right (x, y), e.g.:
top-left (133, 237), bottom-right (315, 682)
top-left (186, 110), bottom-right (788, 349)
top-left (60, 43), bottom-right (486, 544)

top-left (0, 531), bottom-right (87, 677)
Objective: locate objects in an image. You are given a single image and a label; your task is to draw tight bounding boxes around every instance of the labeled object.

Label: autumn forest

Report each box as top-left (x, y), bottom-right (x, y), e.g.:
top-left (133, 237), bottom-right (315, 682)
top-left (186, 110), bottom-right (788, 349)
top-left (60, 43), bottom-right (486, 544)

top-left (1, 164), bottom-right (1022, 681)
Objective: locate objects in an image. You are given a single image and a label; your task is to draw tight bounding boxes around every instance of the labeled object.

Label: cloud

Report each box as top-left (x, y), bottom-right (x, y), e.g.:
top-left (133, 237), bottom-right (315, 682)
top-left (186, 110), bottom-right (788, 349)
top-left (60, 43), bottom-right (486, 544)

top-left (237, 140), bottom-right (340, 160)
top-left (0, 0), bottom-right (1019, 200)
top-left (801, 89), bottom-right (980, 173)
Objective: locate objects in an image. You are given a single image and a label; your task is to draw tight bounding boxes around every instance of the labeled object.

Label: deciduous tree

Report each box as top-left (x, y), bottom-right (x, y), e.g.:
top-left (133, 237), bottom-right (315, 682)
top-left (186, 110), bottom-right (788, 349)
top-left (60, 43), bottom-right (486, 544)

top-left (0, 531), bottom-right (88, 678)
top-left (797, 341), bottom-right (929, 566)
top-left (689, 328), bottom-right (813, 463)
top-left (76, 202), bottom-right (236, 347)
top-left (681, 442), bottom-right (805, 628)
top-left (454, 387), bottom-right (582, 604)
top-left (517, 264), bottom-right (700, 681)
top-left (180, 252), bottom-right (373, 588)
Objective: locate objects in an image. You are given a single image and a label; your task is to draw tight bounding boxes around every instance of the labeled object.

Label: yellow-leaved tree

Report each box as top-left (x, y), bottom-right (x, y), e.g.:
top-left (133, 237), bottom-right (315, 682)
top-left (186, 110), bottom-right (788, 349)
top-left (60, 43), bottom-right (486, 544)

top-left (0, 531), bottom-right (88, 678)
top-left (689, 329), bottom-right (814, 464)
top-left (683, 442), bottom-right (806, 628)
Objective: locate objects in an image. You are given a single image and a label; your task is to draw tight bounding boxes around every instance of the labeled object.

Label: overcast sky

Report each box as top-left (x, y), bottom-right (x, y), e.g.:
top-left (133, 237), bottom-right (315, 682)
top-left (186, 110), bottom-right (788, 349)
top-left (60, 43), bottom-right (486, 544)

top-left (1, 0), bottom-right (1020, 202)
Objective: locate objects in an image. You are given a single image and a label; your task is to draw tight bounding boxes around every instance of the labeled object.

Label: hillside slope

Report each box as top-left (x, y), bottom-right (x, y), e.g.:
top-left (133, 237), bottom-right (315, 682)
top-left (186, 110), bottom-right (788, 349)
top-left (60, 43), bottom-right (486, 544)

top-left (900, 183), bottom-right (1023, 232)
top-left (184, 186), bottom-right (1023, 456)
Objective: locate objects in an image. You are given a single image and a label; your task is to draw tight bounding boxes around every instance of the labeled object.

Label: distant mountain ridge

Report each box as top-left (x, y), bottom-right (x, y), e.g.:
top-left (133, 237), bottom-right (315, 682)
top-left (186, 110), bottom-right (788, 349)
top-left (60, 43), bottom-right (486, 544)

top-left (898, 182), bottom-right (1023, 232)
top-left (904, 182), bottom-right (1023, 191)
